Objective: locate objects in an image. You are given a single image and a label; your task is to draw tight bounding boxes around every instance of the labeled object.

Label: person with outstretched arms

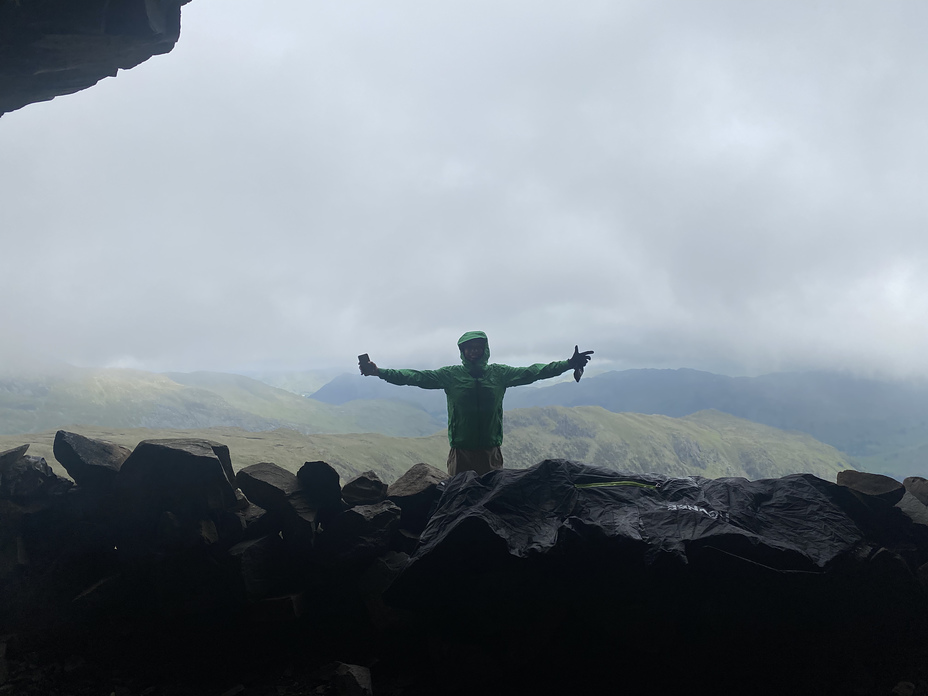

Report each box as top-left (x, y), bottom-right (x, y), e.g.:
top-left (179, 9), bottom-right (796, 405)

top-left (358, 330), bottom-right (593, 475)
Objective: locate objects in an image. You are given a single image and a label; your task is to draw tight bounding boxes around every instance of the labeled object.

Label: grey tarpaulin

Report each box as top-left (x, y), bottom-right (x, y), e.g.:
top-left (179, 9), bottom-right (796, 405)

top-left (386, 459), bottom-right (927, 617)
top-left (416, 459), bottom-right (865, 569)
top-left (383, 460), bottom-right (928, 694)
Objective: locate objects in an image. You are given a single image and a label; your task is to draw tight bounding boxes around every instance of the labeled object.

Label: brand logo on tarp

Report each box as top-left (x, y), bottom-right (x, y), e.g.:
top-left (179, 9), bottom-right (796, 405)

top-left (667, 503), bottom-right (726, 520)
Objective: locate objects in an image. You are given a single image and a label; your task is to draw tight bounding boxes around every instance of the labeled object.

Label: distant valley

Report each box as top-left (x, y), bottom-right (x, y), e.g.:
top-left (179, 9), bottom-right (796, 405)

top-left (311, 368), bottom-right (927, 479)
top-left (1, 364), bottom-right (922, 481)
top-left (0, 405), bottom-right (850, 485)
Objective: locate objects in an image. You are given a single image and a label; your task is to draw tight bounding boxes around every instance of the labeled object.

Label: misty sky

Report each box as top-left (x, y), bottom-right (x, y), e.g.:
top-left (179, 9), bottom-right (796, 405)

top-left (2, 1), bottom-right (927, 378)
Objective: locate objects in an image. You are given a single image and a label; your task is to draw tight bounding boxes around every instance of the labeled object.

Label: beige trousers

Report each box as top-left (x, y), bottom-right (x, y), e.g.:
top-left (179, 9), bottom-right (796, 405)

top-left (446, 446), bottom-right (504, 476)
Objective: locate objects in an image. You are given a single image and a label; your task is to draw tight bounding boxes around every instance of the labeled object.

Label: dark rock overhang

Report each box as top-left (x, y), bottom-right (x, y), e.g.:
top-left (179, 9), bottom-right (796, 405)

top-left (0, 0), bottom-right (192, 117)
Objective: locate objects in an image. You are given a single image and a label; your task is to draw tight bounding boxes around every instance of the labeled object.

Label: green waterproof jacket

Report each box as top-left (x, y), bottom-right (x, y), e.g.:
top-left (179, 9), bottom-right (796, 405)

top-left (377, 331), bottom-right (571, 450)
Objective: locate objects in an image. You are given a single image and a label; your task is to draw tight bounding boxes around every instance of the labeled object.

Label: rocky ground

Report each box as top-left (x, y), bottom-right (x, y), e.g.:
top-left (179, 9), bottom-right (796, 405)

top-left (1, 434), bottom-right (928, 695)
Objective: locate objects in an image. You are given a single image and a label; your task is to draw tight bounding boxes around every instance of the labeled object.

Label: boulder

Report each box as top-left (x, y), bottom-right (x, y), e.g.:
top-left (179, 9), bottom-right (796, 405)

top-left (317, 500), bottom-right (401, 564)
top-left (297, 460), bottom-right (343, 514)
top-left (335, 663), bottom-right (373, 696)
top-left (114, 439), bottom-right (238, 551)
top-left (53, 430), bottom-right (131, 490)
top-left (0, 454), bottom-right (73, 500)
top-left (280, 491), bottom-right (317, 550)
top-left (904, 476), bottom-right (928, 507)
top-left (17, 498), bottom-right (116, 574)
top-left (357, 551), bottom-right (409, 630)
top-left (837, 470), bottom-right (905, 504)
top-left (228, 534), bottom-right (291, 600)
top-left (0, 499), bottom-right (29, 579)
top-left (897, 492), bottom-right (928, 526)
top-left (342, 471), bottom-right (387, 506)
top-left (0, 0), bottom-right (188, 117)
top-left (235, 463), bottom-right (300, 514)
top-left (154, 511), bottom-right (219, 551)
top-left (0, 445), bottom-right (29, 467)
top-left (387, 462), bottom-right (447, 533)
top-left (235, 502), bottom-right (279, 540)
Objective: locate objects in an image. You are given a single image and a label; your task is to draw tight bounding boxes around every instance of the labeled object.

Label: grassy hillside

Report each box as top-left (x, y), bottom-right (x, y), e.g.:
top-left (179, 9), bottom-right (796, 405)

top-left (0, 368), bottom-right (444, 438)
top-left (238, 369), bottom-right (343, 397)
top-left (503, 368), bottom-right (928, 479)
top-left (501, 406), bottom-right (851, 480)
top-left (0, 407), bottom-right (853, 486)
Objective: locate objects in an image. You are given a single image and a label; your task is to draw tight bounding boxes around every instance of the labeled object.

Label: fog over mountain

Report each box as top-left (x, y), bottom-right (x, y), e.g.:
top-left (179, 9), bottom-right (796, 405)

top-left (2, 2), bottom-right (927, 379)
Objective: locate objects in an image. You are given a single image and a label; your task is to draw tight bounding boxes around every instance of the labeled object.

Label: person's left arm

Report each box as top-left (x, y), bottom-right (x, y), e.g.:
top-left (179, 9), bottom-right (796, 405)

top-left (503, 346), bottom-right (594, 387)
top-left (503, 360), bottom-right (571, 387)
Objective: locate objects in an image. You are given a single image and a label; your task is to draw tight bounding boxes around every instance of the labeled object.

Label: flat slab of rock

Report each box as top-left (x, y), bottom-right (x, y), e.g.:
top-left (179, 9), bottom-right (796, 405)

top-left (318, 500), bottom-right (401, 563)
top-left (53, 430), bottom-right (131, 489)
top-left (115, 439), bottom-right (238, 545)
top-left (0, 454), bottom-right (73, 499)
top-left (0, 445), bottom-right (29, 467)
top-left (837, 470), bottom-right (905, 504)
top-left (335, 663), bottom-right (373, 696)
top-left (236, 463), bottom-right (300, 514)
top-left (904, 477), bottom-right (928, 507)
top-left (229, 533), bottom-right (290, 599)
top-left (897, 492), bottom-right (928, 526)
top-left (342, 471), bottom-right (387, 506)
top-left (388, 462), bottom-right (447, 532)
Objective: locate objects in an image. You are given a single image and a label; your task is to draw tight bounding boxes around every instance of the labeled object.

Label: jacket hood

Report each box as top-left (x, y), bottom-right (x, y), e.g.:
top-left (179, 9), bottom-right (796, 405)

top-left (458, 330), bottom-right (490, 375)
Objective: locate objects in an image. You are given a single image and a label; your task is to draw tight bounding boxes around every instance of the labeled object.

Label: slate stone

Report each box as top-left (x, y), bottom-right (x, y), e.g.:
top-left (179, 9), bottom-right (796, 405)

top-left (297, 460), bottom-right (343, 512)
top-left (53, 430), bottom-right (131, 489)
top-left (228, 534), bottom-right (290, 599)
top-left (837, 470), bottom-right (905, 504)
top-left (154, 511), bottom-right (219, 551)
top-left (904, 477), bottom-right (928, 507)
top-left (0, 455), bottom-right (73, 500)
top-left (235, 502), bottom-right (279, 540)
top-left (235, 462), bottom-right (300, 514)
top-left (232, 489), bottom-right (250, 511)
top-left (387, 462), bottom-right (447, 533)
top-left (317, 500), bottom-right (401, 563)
top-left (280, 491), bottom-right (317, 550)
top-left (342, 470), bottom-right (388, 506)
top-left (0, 0), bottom-right (187, 117)
top-left (114, 439), bottom-right (238, 550)
top-left (897, 492), bottom-right (928, 526)
top-left (334, 663), bottom-right (373, 696)
top-left (0, 445), bottom-right (29, 467)
top-left (357, 551), bottom-right (409, 630)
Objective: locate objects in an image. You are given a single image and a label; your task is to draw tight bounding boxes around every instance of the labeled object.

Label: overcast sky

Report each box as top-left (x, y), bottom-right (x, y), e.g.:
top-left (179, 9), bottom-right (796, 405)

top-left (2, 1), bottom-right (927, 378)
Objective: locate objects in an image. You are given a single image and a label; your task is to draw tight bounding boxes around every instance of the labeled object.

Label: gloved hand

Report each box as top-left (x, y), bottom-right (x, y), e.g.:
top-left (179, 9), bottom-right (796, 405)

top-left (359, 357), bottom-right (379, 376)
top-left (567, 345), bottom-right (594, 370)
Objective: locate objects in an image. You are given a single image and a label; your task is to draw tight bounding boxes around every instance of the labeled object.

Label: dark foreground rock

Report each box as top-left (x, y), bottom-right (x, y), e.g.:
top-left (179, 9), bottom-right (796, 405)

top-left (0, 0), bottom-right (192, 116)
top-left (0, 446), bottom-right (73, 499)
top-left (0, 445), bottom-right (926, 696)
top-left (839, 468), bottom-right (907, 504)
top-left (53, 430), bottom-right (131, 489)
top-left (342, 470), bottom-right (388, 506)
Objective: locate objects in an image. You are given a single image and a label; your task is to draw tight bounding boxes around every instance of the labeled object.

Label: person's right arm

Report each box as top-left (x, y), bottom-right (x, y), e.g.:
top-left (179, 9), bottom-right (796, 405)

top-left (377, 367), bottom-right (447, 390)
top-left (359, 357), bottom-right (447, 390)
